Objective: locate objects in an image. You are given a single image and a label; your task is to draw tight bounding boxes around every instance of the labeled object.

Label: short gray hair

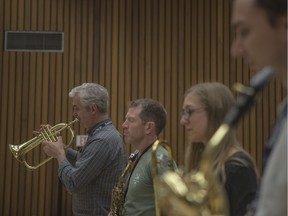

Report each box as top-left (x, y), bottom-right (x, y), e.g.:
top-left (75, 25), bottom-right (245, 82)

top-left (69, 83), bottom-right (109, 113)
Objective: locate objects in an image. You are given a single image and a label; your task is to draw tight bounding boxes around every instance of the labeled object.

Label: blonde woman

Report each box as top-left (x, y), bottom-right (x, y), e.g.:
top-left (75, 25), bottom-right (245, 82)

top-left (181, 82), bottom-right (258, 216)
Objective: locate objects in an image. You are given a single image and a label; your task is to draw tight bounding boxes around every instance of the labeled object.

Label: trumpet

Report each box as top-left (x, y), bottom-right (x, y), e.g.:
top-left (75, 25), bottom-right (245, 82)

top-left (151, 140), bottom-right (175, 216)
top-left (9, 118), bottom-right (79, 170)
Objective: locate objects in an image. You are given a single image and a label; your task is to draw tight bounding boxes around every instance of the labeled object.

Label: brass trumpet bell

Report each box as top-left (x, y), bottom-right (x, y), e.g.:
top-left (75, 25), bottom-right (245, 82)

top-left (9, 118), bottom-right (79, 170)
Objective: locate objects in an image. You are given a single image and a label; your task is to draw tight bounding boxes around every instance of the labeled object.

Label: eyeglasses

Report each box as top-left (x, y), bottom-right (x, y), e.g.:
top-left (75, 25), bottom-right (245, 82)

top-left (181, 107), bottom-right (204, 119)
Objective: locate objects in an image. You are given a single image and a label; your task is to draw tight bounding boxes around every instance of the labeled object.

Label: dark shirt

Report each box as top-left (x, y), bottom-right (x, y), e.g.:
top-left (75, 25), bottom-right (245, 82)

top-left (224, 152), bottom-right (257, 216)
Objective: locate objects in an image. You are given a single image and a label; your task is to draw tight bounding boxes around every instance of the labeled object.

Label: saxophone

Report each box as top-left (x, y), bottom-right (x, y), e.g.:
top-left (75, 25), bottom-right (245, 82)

top-left (111, 149), bottom-right (139, 216)
top-left (157, 67), bottom-right (274, 216)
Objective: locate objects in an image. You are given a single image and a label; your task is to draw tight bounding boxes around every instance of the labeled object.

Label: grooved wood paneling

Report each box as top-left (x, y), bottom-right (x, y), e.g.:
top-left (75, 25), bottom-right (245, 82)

top-left (0, 0), bottom-right (285, 215)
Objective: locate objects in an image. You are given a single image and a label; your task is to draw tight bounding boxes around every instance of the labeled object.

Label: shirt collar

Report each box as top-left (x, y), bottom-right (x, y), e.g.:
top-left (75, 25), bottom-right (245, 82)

top-left (87, 119), bottom-right (112, 136)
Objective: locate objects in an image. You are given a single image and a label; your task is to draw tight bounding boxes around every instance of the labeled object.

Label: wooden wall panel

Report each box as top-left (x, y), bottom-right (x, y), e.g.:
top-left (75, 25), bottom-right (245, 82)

top-left (0, 0), bottom-right (286, 215)
top-left (0, 0), bottom-right (4, 209)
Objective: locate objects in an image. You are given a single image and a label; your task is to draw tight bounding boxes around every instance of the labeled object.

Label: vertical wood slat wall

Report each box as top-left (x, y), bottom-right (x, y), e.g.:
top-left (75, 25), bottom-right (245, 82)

top-left (0, 0), bottom-right (285, 215)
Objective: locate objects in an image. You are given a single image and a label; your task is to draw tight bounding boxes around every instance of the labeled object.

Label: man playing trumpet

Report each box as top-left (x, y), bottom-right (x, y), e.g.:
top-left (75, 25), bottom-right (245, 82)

top-left (40, 83), bottom-right (126, 216)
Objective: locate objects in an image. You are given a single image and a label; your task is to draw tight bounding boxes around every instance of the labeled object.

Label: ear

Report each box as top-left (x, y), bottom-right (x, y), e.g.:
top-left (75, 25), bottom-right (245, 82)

top-left (145, 121), bottom-right (156, 135)
top-left (90, 104), bottom-right (98, 114)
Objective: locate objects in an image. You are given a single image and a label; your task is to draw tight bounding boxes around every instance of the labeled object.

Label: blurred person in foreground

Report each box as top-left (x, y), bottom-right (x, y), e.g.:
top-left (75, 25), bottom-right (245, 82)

top-left (231, 0), bottom-right (287, 215)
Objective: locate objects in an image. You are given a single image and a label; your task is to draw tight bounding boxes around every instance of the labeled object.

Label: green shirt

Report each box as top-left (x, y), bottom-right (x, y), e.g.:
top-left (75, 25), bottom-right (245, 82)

top-left (123, 145), bottom-right (176, 216)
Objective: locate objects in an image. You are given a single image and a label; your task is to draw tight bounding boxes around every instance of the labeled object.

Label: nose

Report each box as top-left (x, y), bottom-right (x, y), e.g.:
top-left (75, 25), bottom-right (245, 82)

top-left (231, 38), bottom-right (245, 58)
top-left (180, 116), bottom-right (187, 125)
top-left (122, 120), bottom-right (127, 128)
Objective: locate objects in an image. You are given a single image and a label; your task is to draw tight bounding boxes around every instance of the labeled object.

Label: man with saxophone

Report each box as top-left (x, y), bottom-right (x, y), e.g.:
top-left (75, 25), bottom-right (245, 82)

top-left (231, 0), bottom-right (287, 215)
top-left (41, 83), bottom-right (126, 216)
top-left (120, 98), bottom-right (176, 216)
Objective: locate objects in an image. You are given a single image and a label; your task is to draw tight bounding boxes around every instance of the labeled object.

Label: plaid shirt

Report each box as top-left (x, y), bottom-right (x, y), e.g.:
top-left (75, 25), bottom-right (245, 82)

top-left (59, 119), bottom-right (126, 216)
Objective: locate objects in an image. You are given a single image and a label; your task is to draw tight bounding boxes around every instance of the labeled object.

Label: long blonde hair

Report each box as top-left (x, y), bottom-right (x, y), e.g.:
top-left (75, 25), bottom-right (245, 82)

top-left (183, 82), bottom-right (258, 182)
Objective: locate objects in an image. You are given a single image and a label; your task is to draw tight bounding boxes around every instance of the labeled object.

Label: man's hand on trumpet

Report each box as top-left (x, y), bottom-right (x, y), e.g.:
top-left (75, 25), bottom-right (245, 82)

top-left (42, 137), bottom-right (66, 164)
top-left (33, 124), bottom-right (66, 164)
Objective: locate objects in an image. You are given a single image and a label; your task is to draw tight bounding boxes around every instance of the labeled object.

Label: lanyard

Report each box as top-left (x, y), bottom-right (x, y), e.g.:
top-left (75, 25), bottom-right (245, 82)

top-left (80, 119), bottom-right (113, 153)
